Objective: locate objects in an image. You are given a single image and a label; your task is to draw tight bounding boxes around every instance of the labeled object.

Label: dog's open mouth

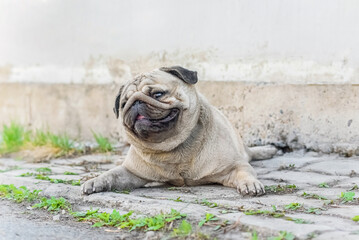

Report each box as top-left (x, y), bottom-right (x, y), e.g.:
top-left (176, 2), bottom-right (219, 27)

top-left (136, 108), bottom-right (179, 124)
top-left (123, 99), bottom-right (181, 140)
top-left (131, 107), bottom-right (180, 140)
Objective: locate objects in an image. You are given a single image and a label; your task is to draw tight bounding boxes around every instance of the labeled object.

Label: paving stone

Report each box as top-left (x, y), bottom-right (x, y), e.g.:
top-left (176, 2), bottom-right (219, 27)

top-left (296, 187), bottom-right (354, 200)
top-left (315, 231), bottom-right (359, 240)
top-left (325, 205), bottom-right (359, 219)
top-left (251, 152), bottom-right (330, 170)
top-left (284, 212), bottom-right (359, 232)
top-left (254, 194), bottom-right (325, 209)
top-left (229, 213), bottom-right (333, 239)
top-left (260, 170), bottom-right (348, 187)
top-left (333, 177), bottom-right (359, 189)
top-left (302, 157), bottom-right (359, 176)
top-left (51, 154), bottom-right (120, 166)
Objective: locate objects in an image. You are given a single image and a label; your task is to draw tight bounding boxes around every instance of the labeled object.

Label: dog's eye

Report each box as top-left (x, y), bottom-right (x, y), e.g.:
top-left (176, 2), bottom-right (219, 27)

top-left (152, 92), bottom-right (165, 99)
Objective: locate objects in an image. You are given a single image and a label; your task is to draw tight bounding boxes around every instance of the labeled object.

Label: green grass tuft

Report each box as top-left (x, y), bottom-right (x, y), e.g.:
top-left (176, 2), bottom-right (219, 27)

top-left (0, 122), bottom-right (30, 154)
top-left (48, 133), bottom-right (74, 153)
top-left (32, 130), bottom-right (50, 146)
top-left (92, 132), bottom-right (113, 152)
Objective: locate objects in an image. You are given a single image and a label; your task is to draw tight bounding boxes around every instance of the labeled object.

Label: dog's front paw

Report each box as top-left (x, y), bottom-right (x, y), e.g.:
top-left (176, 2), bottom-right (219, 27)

top-left (82, 176), bottom-right (112, 195)
top-left (237, 178), bottom-right (265, 196)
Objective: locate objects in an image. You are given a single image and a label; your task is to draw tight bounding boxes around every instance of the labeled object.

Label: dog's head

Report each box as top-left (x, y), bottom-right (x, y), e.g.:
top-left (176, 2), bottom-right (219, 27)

top-left (114, 66), bottom-right (200, 151)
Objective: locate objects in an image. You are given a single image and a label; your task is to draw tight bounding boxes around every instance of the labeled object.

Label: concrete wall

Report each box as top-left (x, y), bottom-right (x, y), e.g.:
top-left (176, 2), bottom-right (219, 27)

top-left (1, 83), bottom-right (358, 155)
top-left (1, 0), bottom-right (359, 84)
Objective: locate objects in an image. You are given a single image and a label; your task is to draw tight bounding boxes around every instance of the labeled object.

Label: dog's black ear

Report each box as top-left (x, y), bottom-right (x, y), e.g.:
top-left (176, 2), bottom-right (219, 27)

top-left (113, 85), bottom-right (124, 119)
top-left (159, 66), bottom-right (198, 84)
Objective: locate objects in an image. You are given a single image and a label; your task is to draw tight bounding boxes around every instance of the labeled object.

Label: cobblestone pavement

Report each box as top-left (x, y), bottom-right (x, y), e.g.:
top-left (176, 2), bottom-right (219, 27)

top-left (0, 151), bottom-right (358, 239)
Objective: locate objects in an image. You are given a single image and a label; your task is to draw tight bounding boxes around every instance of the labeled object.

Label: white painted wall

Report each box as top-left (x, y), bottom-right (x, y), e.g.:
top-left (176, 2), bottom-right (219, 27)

top-left (1, 0), bottom-right (359, 84)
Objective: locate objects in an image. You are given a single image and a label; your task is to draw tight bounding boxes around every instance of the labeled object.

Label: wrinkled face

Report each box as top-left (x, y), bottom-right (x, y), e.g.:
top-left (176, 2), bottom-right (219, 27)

top-left (114, 68), bottom-right (199, 148)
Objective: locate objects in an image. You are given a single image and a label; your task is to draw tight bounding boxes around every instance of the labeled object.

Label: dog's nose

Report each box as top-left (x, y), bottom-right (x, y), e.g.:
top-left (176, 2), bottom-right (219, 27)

top-left (134, 100), bottom-right (144, 106)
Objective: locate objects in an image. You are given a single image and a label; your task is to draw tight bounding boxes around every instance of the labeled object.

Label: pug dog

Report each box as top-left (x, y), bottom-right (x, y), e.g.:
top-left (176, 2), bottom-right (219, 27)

top-left (82, 66), bottom-right (277, 196)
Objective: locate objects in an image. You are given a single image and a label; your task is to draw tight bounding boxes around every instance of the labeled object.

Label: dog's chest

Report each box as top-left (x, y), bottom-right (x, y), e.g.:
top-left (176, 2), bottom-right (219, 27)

top-left (145, 154), bottom-right (198, 180)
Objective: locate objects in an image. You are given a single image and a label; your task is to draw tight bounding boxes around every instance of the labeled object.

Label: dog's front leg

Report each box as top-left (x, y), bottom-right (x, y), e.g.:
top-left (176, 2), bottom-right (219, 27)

top-left (82, 166), bottom-right (148, 195)
top-left (220, 163), bottom-right (265, 196)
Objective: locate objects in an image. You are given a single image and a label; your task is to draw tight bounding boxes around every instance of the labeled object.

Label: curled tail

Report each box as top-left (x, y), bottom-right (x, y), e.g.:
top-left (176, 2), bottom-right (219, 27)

top-left (248, 145), bottom-right (278, 161)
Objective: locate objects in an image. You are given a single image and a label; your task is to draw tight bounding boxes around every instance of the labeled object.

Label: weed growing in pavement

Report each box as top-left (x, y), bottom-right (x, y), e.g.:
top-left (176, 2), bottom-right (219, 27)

top-left (318, 182), bottom-right (329, 188)
top-left (19, 172), bottom-right (35, 177)
top-left (63, 171), bottom-right (79, 175)
top-left (305, 207), bottom-right (323, 214)
top-left (244, 205), bottom-right (285, 218)
top-left (268, 231), bottom-right (295, 240)
top-left (306, 232), bottom-right (318, 239)
top-left (286, 217), bottom-right (312, 224)
top-left (18, 172), bottom-right (81, 186)
top-left (0, 166), bottom-right (21, 173)
top-left (113, 189), bottom-right (131, 194)
top-left (35, 174), bottom-right (81, 186)
top-left (196, 198), bottom-right (219, 208)
top-left (264, 184), bottom-right (297, 194)
top-left (0, 184), bottom-right (41, 203)
top-left (36, 167), bottom-right (52, 174)
top-left (33, 196), bottom-right (72, 212)
top-left (301, 192), bottom-right (328, 200)
top-left (242, 205), bottom-right (311, 224)
top-left (284, 203), bottom-right (303, 210)
top-left (171, 220), bottom-right (192, 237)
top-left (173, 197), bottom-right (184, 202)
top-left (198, 213), bottom-right (219, 227)
top-left (73, 208), bottom-right (187, 231)
top-left (278, 164), bottom-right (296, 170)
top-left (339, 191), bottom-right (356, 203)
top-left (251, 231), bottom-right (259, 240)
top-left (92, 132), bottom-right (113, 153)
top-left (1, 184), bottom-right (190, 234)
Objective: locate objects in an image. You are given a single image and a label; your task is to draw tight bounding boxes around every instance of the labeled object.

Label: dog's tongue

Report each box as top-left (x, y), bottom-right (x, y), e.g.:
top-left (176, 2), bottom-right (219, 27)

top-left (136, 114), bottom-right (146, 120)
